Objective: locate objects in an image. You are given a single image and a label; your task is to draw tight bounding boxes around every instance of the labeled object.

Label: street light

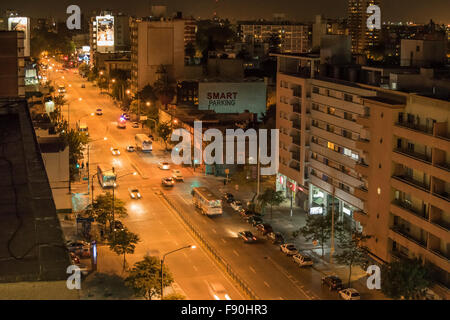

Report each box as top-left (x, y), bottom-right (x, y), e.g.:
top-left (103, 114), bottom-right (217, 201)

top-left (160, 245), bottom-right (196, 300)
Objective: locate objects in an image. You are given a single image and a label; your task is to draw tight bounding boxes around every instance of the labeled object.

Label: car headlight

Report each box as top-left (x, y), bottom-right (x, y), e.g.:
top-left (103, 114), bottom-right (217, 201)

top-left (137, 193), bottom-right (141, 197)
top-left (131, 194), bottom-right (135, 198)
top-left (103, 183), bottom-right (106, 187)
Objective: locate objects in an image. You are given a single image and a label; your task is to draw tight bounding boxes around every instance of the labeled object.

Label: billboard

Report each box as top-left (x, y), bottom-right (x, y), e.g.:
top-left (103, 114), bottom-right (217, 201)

top-left (8, 17), bottom-right (30, 57)
top-left (198, 82), bottom-right (266, 120)
top-left (96, 15), bottom-right (114, 48)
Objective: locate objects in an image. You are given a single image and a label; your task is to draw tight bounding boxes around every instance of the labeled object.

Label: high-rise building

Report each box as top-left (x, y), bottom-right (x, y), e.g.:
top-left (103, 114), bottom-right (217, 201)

top-left (239, 21), bottom-right (311, 54)
top-left (348, 0), bottom-right (380, 54)
top-left (130, 17), bottom-right (196, 93)
top-left (0, 31), bottom-right (25, 98)
top-left (274, 53), bottom-right (450, 299)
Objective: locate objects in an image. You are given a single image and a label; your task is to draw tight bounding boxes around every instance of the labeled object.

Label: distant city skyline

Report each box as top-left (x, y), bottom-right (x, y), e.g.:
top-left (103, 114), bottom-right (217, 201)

top-left (1, 0), bottom-right (449, 24)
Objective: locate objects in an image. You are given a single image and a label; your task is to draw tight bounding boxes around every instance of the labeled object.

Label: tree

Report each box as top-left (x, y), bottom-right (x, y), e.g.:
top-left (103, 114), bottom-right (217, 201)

top-left (381, 257), bottom-right (432, 300)
top-left (125, 255), bottom-right (174, 300)
top-left (334, 229), bottom-right (371, 287)
top-left (59, 128), bottom-right (89, 181)
top-left (158, 121), bottom-right (172, 150)
top-left (164, 293), bottom-right (186, 300)
top-left (89, 192), bottom-right (128, 232)
top-left (108, 228), bottom-right (140, 270)
top-left (154, 65), bottom-right (175, 107)
top-left (293, 213), bottom-right (343, 257)
top-left (257, 188), bottom-right (285, 219)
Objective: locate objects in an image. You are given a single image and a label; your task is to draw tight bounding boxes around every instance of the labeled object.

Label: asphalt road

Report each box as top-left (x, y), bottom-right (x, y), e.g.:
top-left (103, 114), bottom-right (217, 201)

top-left (47, 63), bottom-right (346, 300)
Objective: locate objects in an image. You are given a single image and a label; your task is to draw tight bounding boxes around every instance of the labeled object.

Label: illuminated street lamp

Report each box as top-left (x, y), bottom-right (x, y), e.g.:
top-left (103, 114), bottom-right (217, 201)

top-left (160, 245), bottom-right (196, 299)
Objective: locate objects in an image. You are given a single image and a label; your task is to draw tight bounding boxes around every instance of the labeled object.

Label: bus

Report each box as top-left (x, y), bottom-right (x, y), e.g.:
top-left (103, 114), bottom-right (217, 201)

top-left (77, 121), bottom-right (88, 136)
top-left (97, 164), bottom-right (116, 188)
top-left (135, 134), bottom-right (152, 152)
top-left (192, 187), bottom-right (222, 216)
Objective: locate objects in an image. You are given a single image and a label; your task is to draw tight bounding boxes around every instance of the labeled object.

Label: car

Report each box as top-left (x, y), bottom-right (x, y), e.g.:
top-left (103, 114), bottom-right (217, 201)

top-left (81, 83), bottom-right (85, 88)
top-left (230, 200), bottom-right (243, 211)
top-left (207, 282), bottom-right (231, 300)
top-left (292, 253), bottom-right (314, 267)
top-left (255, 223), bottom-right (273, 235)
top-left (110, 147), bottom-right (120, 155)
top-left (148, 134), bottom-right (154, 140)
top-left (117, 120), bottom-right (126, 129)
top-left (126, 145), bottom-right (135, 152)
top-left (247, 216), bottom-right (263, 226)
top-left (172, 169), bottom-right (184, 181)
top-left (238, 231), bottom-right (258, 243)
top-left (95, 108), bottom-right (102, 115)
top-left (121, 113), bottom-right (130, 121)
top-left (222, 192), bottom-right (234, 203)
top-left (131, 121), bottom-right (139, 128)
top-left (162, 177), bottom-right (175, 187)
top-left (321, 275), bottom-right (344, 291)
top-left (239, 209), bottom-right (257, 219)
top-left (158, 161), bottom-right (170, 170)
top-left (128, 187), bottom-right (142, 199)
top-left (339, 288), bottom-right (361, 300)
top-left (66, 240), bottom-right (90, 258)
top-left (266, 232), bottom-right (285, 244)
top-left (113, 220), bottom-right (124, 232)
top-left (280, 243), bottom-right (299, 256)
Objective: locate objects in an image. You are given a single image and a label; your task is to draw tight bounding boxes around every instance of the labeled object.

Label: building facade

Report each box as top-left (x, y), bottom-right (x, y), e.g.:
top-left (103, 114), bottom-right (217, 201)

top-left (348, 0), bottom-right (380, 54)
top-left (0, 31), bottom-right (25, 98)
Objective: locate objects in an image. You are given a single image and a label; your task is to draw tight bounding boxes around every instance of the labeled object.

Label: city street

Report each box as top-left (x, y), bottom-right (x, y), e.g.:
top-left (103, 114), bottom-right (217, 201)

top-left (51, 63), bottom-right (372, 300)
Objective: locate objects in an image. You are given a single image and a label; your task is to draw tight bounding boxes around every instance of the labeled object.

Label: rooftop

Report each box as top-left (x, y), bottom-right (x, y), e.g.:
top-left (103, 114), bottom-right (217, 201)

top-left (0, 99), bottom-right (69, 283)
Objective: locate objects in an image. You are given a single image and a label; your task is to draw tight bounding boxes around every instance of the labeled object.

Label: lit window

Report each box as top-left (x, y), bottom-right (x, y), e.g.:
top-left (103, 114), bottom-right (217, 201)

top-left (327, 142), bottom-right (335, 150)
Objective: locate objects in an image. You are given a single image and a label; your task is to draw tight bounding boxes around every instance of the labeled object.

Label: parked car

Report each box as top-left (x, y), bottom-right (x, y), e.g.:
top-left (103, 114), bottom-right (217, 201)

top-left (148, 134), bottom-right (154, 140)
top-left (81, 83), bottom-right (85, 88)
top-left (222, 192), bottom-right (234, 203)
top-left (70, 252), bottom-right (80, 264)
top-left (292, 253), bottom-right (314, 267)
top-left (121, 113), bottom-right (130, 120)
top-left (266, 232), bottom-right (285, 244)
top-left (162, 177), bottom-right (175, 187)
top-left (128, 187), bottom-right (142, 199)
top-left (158, 161), bottom-right (170, 170)
top-left (248, 216), bottom-right (263, 226)
top-left (280, 243), bottom-right (299, 256)
top-left (110, 147), bottom-right (120, 155)
top-left (66, 240), bottom-right (90, 258)
top-left (172, 169), bottom-right (184, 181)
top-left (126, 145), bottom-right (135, 152)
top-left (255, 223), bottom-right (273, 235)
top-left (321, 275), bottom-right (344, 291)
top-left (95, 108), bottom-right (102, 115)
top-left (131, 121), bottom-right (139, 128)
top-left (113, 220), bottom-right (124, 232)
top-left (239, 209), bottom-right (256, 218)
top-left (339, 288), bottom-right (361, 300)
top-left (230, 200), bottom-right (243, 211)
top-left (117, 120), bottom-right (126, 129)
top-left (238, 231), bottom-right (258, 243)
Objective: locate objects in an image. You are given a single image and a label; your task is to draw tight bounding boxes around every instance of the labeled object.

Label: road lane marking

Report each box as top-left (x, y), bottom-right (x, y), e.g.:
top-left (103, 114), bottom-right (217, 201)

top-left (221, 238), bottom-right (226, 244)
top-left (193, 265), bottom-right (198, 272)
top-left (232, 250), bottom-right (239, 257)
top-left (211, 228), bottom-right (217, 234)
top-left (249, 266), bottom-right (256, 274)
top-left (263, 281), bottom-right (270, 288)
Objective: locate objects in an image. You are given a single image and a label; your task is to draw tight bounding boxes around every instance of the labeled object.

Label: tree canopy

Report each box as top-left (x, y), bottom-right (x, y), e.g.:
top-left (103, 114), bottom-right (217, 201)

top-left (108, 228), bottom-right (140, 270)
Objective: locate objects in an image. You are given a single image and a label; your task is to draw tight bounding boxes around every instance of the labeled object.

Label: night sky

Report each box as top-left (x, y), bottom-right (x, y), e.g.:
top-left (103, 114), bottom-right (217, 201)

top-left (2, 0), bottom-right (450, 24)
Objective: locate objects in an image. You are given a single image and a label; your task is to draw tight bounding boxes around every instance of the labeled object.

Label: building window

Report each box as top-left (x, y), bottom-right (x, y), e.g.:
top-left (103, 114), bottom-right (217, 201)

top-left (327, 142), bottom-right (335, 150)
top-left (312, 87), bottom-right (319, 94)
top-left (327, 107), bottom-right (336, 115)
top-left (344, 94), bottom-right (353, 102)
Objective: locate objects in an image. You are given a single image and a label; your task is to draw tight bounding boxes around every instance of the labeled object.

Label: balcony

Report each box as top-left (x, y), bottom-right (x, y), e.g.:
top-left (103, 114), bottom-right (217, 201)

top-left (356, 115), bottom-right (371, 128)
top-left (292, 103), bottom-right (301, 114)
top-left (355, 138), bottom-right (370, 153)
top-left (291, 152), bottom-right (301, 162)
top-left (353, 210), bottom-right (368, 225)
top-left (292, 120), bottom-right (301, 130)
top-left (391, 200), bottom-right (429, 220)
top-left (355, 161), bottom-right (370, 177)
top-left (390, 225), bottom-right (427, 248)
top-left (394, 148), bottom-right (431, 163)
top-left (432, 189), bottom-right (450, 202)
top-left (354, 186), bottom-right (369, 201)
top-left (310, 125), bottom-right (356, 150)
top-left (291, 135), bottom-right (301, 146)
top-left (396, 121), bottom-right (433, 135)
top-left (392, 175), bottom-right (430, 193)
top-left (289, 162), bottom-right (300, 172)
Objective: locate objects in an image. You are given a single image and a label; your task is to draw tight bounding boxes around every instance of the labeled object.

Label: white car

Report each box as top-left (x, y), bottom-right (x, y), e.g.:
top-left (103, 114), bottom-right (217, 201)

top-left (207, 282), bottom-right (231, 300)
top-left (280, 243), bottom-right (299, 256)
top-left (110, 147), bottom-right (120, 155)
top-left (126, 145), bottom-right (135, 152)
top-left (292, 253), bottom-right (314, 267)
top-left (172, 169), bottom-right (184, 181)
top-left (95, 108), bottom-right (102, 115)
top-left (230, 200), bottom-right (243, 211)
top-left (128, 187), bottom-right (142, 199)
top-left (339, 288), bottom-right (361, 300)
top-left (158, 162), bottom-right (170, 170)
top-left (162, 177), bottom-right (175, 187)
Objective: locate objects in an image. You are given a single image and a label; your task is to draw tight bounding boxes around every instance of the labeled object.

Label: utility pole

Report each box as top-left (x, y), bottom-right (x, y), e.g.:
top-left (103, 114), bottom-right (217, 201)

top-left (256, 145), bottom-right (261, 196)
top-left (112, 167), bottom-right (115, 242)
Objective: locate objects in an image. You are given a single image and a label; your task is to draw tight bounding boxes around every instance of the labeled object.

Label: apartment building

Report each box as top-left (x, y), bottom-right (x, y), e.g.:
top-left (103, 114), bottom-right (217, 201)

top-left (348, 0), bottom-right (380, 54)
top-left (274, 53), bottom-right (449, 298)
top-left (0, 30), bottom-right (25, 98)
top-left (239, 21), bottom-right (311, 54)
top-left (130, 17), bottom-right (196, 93)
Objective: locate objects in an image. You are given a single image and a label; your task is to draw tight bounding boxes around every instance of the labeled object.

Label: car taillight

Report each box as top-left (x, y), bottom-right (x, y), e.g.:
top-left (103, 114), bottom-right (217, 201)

top-left (253, 237), bottom-right (256, 240)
